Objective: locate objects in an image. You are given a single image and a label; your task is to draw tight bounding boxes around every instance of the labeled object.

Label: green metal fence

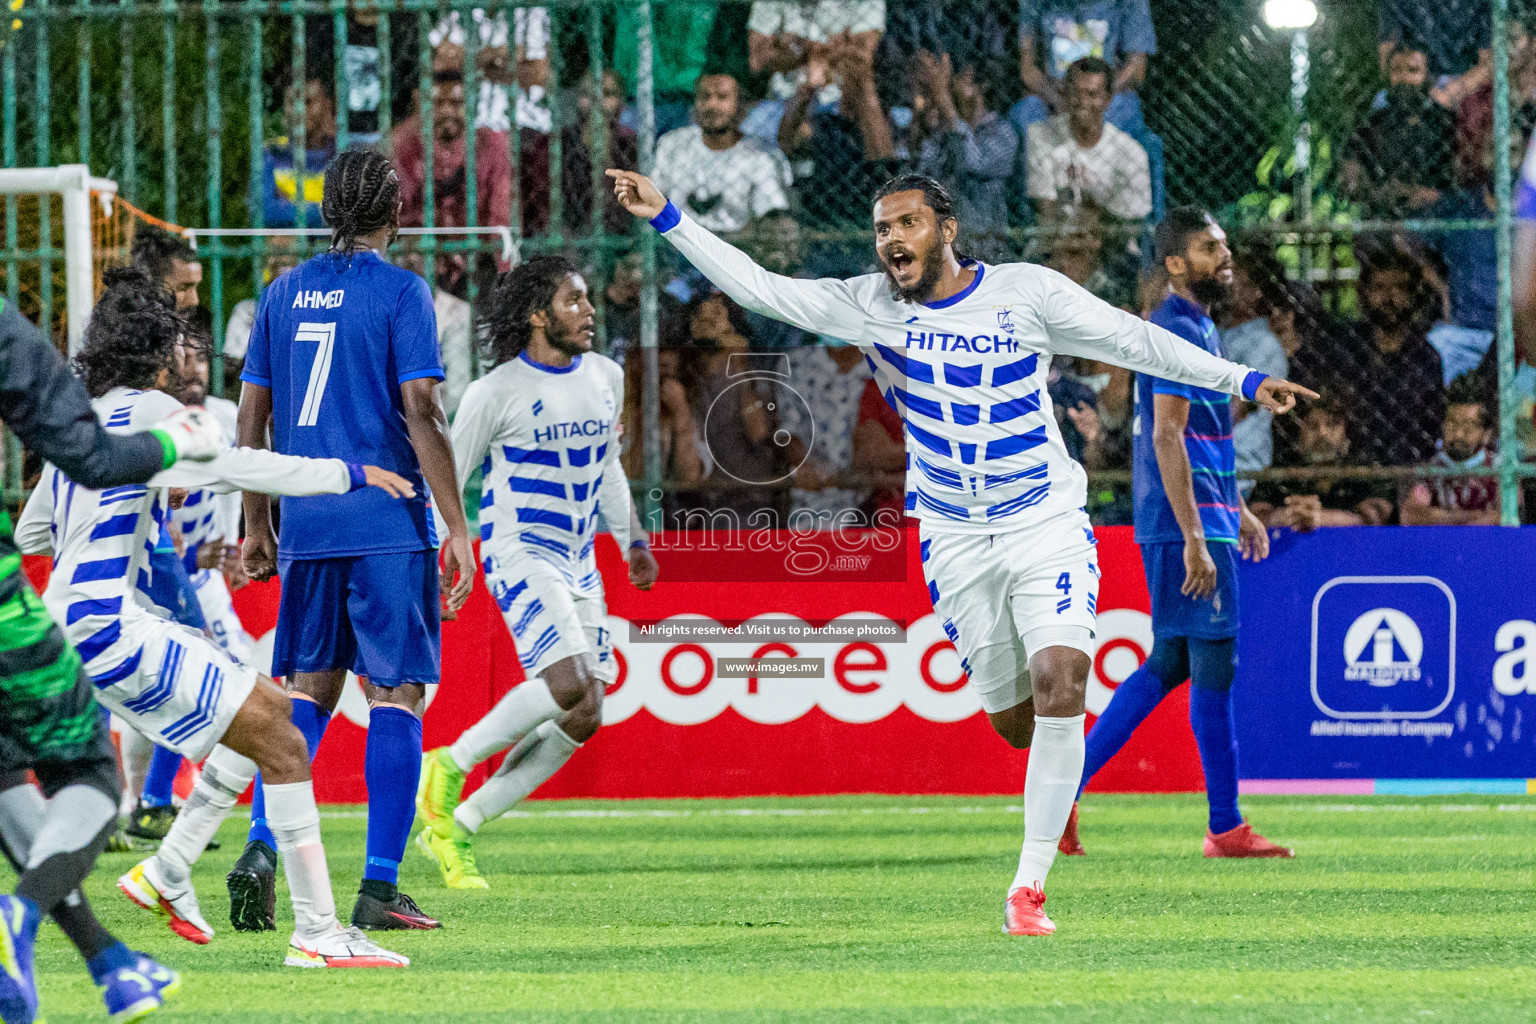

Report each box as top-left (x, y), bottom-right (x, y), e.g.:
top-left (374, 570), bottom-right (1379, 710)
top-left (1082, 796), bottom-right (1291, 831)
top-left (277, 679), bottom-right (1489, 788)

top-left (0, 0), bottom-right (1531, 527)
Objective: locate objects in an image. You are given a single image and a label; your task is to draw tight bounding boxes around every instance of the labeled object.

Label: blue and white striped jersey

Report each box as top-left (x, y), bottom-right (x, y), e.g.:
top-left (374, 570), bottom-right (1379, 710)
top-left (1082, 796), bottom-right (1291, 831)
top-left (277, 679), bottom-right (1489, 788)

top-left (443, 351), bottom-right (632, 590)
top-left (654, 207), bottom-right (1263, 535)
top-left (16, 386), bottom-right (359, 684)
top-left (170, 395), bottom-right (241, 571)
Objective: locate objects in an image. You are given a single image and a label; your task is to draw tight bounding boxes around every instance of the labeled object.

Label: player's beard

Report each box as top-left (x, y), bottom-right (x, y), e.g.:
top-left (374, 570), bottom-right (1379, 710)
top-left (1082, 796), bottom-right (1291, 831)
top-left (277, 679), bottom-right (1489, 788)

top-left (1188, 270), bottom-right (1232, 310)
top-left (883, 242), bottom-right (946, 304)
top-left (176, 374), bottom-right (208, 407)
top-left (545, 321), bottom-right (589, 358)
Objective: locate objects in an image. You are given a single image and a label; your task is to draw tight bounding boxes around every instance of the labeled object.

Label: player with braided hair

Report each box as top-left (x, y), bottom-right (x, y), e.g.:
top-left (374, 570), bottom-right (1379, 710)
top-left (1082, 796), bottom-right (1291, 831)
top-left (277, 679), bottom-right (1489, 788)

top-left (231, 149), bottom-right (474, 933)
top-left (321, 149), bottom-right (401, 257)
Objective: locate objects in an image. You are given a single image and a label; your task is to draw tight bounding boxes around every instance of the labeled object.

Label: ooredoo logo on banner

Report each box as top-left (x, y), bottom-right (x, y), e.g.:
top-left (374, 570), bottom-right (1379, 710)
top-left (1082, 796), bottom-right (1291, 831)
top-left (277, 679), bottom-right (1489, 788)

top-left (598, 609), bottom-right (1154, 726)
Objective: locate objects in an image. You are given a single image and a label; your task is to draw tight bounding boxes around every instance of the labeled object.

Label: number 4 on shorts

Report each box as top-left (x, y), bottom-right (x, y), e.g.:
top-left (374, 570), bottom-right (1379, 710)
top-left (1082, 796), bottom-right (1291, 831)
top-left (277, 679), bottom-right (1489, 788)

top-left (1055, 572), bottom-right (1071, 614)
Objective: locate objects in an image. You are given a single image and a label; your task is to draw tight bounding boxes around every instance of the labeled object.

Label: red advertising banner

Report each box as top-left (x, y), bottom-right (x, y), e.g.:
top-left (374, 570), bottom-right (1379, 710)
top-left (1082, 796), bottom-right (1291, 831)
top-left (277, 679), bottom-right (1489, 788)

top-left (27, 526), bottom-right (1205, 801)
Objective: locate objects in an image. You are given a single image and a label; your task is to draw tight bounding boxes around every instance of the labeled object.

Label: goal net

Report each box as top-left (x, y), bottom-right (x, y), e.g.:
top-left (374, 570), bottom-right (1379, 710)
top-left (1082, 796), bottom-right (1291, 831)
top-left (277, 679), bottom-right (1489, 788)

top-left (0, 166), bottom-right (131, 354)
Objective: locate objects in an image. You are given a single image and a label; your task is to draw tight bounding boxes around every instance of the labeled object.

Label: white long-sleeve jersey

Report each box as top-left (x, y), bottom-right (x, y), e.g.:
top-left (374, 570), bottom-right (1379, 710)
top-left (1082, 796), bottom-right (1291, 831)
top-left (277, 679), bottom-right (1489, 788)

top-left (444, 351), bottom-right (632, 588)
top-left (17, 387), bottom-right (360, 683)
top-left (654, 207), bottom-right (1262, 534)
top-left (170, 395), bottom-right (242, 566)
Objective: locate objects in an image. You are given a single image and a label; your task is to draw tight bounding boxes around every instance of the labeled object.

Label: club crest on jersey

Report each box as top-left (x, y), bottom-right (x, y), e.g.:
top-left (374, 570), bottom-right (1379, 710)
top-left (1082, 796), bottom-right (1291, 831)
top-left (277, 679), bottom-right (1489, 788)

top-left (996, 307), bottom-right (1016, 336)
top-left (292, 289), bottom-right (345, 309)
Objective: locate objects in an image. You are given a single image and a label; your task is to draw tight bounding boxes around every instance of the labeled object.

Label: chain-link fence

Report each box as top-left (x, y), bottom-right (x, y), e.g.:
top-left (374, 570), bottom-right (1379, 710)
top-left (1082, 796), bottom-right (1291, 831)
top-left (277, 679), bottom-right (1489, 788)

top-left (1, 0), bottom-right (1532, 533)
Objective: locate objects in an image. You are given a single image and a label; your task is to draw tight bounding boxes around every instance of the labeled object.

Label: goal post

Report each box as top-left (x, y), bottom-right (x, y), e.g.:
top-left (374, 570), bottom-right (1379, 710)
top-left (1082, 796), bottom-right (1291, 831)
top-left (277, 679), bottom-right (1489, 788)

top-left (0, 165), bottom-right (118, 355)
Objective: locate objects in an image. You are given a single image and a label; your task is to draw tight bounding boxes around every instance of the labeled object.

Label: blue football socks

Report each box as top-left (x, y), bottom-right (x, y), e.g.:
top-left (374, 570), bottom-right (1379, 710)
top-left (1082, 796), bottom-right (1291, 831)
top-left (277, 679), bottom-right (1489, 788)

top-left (248, 697), bottom-right (331, 850)
top-left (85, 941), bottom-right (136, 985)
top-left (139, 745), bottom-right (182, 809)
top-left (1077, 662), bottom-right (1174, 800)
top-left (362, 705), bottom-right (422, 886)
top-left (1188, 638), bottom-right (1242, 835)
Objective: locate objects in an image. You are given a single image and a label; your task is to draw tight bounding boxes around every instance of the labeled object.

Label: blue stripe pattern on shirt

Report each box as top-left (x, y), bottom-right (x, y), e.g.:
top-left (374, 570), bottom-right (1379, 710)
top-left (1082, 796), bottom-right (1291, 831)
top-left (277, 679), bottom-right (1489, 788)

top-left (516, 507), bottom-right (574, 532)
top-left (90, 513), bottom-right (140, 540)
top-left (983, 426), bottom-right (1048, 461)
top-left (989, 391), bottom-right (1041, 424)
top-left (943, 363), bottom-right (983, 387)
top-left (874, 343), bottom-right (935, 384)
top-left (519, 532), bottom-right (570, 559)
top-left (510, 477), bottom-right (568, 499)
top-left (66, 597), bottom-right (122, 625)
top-left (99, 485), bottom-right (147, 506)
top-left (72, 557), bottom-right (130, 584)
top-left (503, 445), bottom-right (561, 467)
top-left (983, 462), bottom-right (1049, 489)
top-left (986, 481), bottom-right (1052, 519)
top-left (75, 620), bottom-right (123, 663)
top-left (991, 353), bottom-right (1038, 387)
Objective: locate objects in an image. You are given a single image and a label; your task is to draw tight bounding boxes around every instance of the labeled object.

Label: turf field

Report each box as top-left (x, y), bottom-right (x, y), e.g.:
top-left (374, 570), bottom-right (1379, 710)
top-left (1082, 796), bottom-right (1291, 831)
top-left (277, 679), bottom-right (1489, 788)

top-left (30, 793), bottom-right (1536, 1023)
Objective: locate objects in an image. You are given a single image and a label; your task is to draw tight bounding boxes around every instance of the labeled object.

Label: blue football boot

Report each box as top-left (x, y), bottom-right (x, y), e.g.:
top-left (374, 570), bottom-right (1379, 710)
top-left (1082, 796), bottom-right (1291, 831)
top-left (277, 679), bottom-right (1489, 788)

top-left (0, 895), bottom-right (41, 1024)
top-left (101, 952), bottom-right (181, 1023)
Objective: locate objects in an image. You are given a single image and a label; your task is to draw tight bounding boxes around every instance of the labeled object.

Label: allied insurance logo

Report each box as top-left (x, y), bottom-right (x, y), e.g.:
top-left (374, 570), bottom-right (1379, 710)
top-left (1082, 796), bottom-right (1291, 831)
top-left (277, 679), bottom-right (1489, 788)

top-left (1311, 576), bottom-right (1456, 720)
top-left (1342, 608), bottom-right (1423, 686)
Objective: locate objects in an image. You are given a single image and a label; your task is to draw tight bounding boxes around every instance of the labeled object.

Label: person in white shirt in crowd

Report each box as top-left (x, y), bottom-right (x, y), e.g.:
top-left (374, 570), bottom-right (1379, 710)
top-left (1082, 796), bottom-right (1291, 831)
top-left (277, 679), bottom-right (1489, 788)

top-left (774, 341), bottom-right (875, 523)
top-left (653, 72), bottom-right (792, 235)
top-left (743, 0), bottom-right (886, 142)
top-left (429, 6), bottom-right (552, 134)
top-left (1027, 56), bottom-right (1151, 224)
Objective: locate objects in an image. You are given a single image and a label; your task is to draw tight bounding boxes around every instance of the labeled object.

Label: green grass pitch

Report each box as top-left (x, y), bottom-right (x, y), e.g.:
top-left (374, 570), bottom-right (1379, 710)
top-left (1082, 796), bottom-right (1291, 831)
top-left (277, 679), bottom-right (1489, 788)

top-left (27, 793), bottom-right (1536, 1023)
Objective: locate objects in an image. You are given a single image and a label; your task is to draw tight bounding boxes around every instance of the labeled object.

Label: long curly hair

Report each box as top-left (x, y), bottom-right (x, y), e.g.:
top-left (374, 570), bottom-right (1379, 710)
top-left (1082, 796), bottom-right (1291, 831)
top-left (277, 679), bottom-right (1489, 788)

top-left (481, 254), bottom-right (579, 366)
top-left (322, 149), bottom-right (401, 256)
top-left (74, 267), bottom-right (186, 397)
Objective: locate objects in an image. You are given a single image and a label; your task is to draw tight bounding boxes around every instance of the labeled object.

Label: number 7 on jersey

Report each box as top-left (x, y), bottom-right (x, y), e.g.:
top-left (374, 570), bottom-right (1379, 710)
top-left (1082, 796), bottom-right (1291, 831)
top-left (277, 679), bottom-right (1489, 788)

top-left (295, 322), bottom-right (337, 427)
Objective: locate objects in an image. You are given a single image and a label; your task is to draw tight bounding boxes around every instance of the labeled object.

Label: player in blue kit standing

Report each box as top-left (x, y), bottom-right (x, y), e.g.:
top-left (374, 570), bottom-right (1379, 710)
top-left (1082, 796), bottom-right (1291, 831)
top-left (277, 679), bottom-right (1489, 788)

top-left (1061, 208), bottom-right (1293, 859)
top-left (229, 150), bottom-right (476, 932)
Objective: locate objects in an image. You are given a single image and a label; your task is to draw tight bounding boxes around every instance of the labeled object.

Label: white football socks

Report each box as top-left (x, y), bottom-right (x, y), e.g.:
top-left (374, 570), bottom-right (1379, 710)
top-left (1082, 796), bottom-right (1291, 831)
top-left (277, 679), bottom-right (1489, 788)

top-left (1012, 714), bottom-right (1086, 894)
top-left (156, 744), bottom-right (255, 885)
top-left (448, 678), bottom-right (563, 770)
top-left (454, 720), bottom-right (579, 834)
top-left (264, 779), bottom-right (337, 938)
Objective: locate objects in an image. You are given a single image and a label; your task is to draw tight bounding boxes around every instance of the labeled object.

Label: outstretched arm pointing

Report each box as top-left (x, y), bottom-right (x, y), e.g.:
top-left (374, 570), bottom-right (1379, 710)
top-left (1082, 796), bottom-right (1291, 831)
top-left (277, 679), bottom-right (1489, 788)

top-left (605, 169), bottom-right (867, 342)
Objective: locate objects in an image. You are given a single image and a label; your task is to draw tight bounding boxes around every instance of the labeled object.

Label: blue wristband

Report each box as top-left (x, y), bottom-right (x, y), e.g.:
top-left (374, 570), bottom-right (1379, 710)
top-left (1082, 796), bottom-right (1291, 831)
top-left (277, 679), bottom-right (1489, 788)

top-left (1241, 371), bottom-right (1268, 402)
top-left (649, 201), bottom-right (682, 234)
top-left (630, 538), bottom-right (650, 550)
top-left (345, 462), bottom-right (367, 492)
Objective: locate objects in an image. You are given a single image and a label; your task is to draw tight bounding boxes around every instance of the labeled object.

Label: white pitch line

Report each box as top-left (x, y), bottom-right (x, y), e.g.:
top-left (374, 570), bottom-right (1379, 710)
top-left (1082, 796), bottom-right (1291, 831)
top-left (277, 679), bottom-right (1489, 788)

top-left (312, 805), bottom-right (1028, 821)
top-left (306, 800), bottom-right (1536, 822)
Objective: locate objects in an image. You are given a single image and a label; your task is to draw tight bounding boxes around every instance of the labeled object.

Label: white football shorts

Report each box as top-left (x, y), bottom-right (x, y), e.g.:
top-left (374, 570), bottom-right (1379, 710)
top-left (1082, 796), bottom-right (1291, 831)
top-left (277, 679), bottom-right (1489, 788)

top-left (483, 549), bottom-right (616, 684)
top-left (191, 569), bottom-right (255, 667)
top-left (919, 508), bottom-right (1101, 714)
top-left (96, 617), bottom-right (259, 762)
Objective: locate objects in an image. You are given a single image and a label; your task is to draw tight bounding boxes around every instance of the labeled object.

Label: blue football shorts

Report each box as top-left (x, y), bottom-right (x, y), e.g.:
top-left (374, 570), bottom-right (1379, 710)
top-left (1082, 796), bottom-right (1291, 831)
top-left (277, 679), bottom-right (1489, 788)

top-left (1142, 540), bottom-right (1241, 641)
top-left (271, 550), bottom-right (441, 687)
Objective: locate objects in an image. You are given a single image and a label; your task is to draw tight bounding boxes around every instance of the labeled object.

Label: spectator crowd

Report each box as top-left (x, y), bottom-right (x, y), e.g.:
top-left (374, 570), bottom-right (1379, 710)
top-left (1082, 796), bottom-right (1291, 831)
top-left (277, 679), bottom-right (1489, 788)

top-left (214, 0), bottom-right (1531, 527)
